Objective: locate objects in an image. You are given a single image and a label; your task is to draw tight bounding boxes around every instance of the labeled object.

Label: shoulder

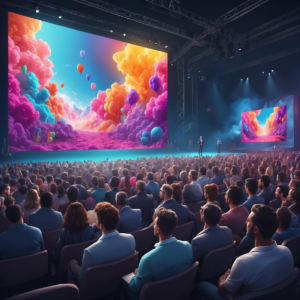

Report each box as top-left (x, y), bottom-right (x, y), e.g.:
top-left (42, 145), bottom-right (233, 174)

top-left (27, 225), bottom-right (43, 236)
top-left (219, 226), bottom-right (233, 234)
top-left (118, 233), bottom-right (135, 241)
top-left (175, 239), bottom-right (192, 249)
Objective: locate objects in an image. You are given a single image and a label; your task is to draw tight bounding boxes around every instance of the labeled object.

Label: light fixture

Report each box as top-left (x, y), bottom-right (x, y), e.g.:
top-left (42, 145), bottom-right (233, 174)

top-left (247, 77), bottom-right (249, 80)
top-left (154, 38), bottom-right (158, 45)
top-left (262, 71), bottom-right (264, 74)
top-left (268, 73), bottom-right (270, 75)
top-left (35, 5), bottom-right (39, 13)
top-left (165, 41), bottom-right (168, 48)
top-left (271, 70), bottom-right (274, 72)
top-left (238, 43), bottom-right (242, 51)
top-left (122, 27), bottom-right (126, 36)
top-left (241, 78), bottom-right (242, 80)
top-left (109, 25), bottom-right (113, 33)
top-left (57, 7), bottom-right (62, 19)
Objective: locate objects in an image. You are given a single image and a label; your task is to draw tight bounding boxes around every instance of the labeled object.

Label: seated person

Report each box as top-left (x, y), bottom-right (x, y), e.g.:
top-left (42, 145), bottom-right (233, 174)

top-left (211, 167), bottom-right (224, 186)
top-left (191, 204), bottom-right (233, 268)
top-left (183, 170), bottom-right (203, 204)
top-left (116, 191), bottom-right (142, 233)
top-left (20, 189), bottom-right (41, 224)
top-left (0, 196), bottom-right (13, 231)
top-left (0, 205), bottom-right (45, 260)
top-left (53, 185), bottom-right (69, 210)
top-left (258, 175), bottom-right (273, 205)
top-left (197, 204), bottom-right (294, 299)
top-left (128, 207), bottom-right (193, 300)
top-left (145, 172), bottom-right (160, 199)
top-left (289, 187), bottom-right (300, 215)
top-left (104, 176), bottom-right (120, 207)
top-left (197, 167), bottom-right (211, 192)
top-left (204, 183), bottom-right (220, 206)
top-left (269, 184), bottom-right (289, 210)
top-left (55, 202), bottom-right (94, 264)
top-left (29, 191), bottom-right (63, 232)
top-left (243, 179), bottom-right (265, 212)
top-left (14, 186), bottom-right (28, 205)
top-left (58, 186), bottom-right (79, 215)
top-left (68, 202), bottom-right (135, 283)
top-left (91, 177), bottom-right (106, 204)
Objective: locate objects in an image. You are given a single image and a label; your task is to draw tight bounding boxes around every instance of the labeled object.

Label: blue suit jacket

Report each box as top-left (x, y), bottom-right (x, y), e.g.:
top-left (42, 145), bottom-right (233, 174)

top-left (75, 184), bottom-right (87, 201)
top-left (104, 187), bottom-right (119, 207)
top-left (145, 181), bottom-right (160, 199)
top-left (258, 189), bottom-right (274, 205)
top-left (29, 207), bottom-right (63, 232)
top-left (129, 238), bottom-right (193, 300)
top-left (15, 194), bottom-right (26, 205)
top-left (117, 206), bottom-right (142, 233)
top-left (182, 183), bottom-right (203, 204)
top-left (243, 195), bottom-right (265, 211)
top-left (210, 175), bottom-right (224, 185)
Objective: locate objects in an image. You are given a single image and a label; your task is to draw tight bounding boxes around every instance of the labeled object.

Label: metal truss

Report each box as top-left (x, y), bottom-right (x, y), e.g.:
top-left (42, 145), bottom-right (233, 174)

top-left (187, 48), bottom-right (215, 65)
top-left (191, 65), bottom-right (199, 143)
top-left (177, 58), bottom-right (185, 147)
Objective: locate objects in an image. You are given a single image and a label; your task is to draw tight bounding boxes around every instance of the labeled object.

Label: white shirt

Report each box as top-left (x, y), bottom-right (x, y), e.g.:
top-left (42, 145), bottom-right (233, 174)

top-left (224, 242), bottom-right (293, 295)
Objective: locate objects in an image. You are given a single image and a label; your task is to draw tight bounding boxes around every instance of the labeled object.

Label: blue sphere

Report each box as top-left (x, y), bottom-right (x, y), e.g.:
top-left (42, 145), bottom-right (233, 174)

top-left (151, 127), bottom-right (163, 142)
top-left (141, 137), bottom-right (150, 145)
top-left (142, 131), bottom-right (149, 138)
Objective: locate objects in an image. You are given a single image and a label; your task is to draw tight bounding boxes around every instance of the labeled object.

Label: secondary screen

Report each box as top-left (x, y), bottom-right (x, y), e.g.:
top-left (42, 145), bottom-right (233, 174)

top-left (8, 12), bottom-right (168, 151)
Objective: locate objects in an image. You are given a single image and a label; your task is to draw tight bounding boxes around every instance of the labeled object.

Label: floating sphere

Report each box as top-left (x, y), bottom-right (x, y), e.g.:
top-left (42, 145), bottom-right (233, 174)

top-left (151, 127), bottom-right (163, 142)
top-left (130, 177), bottom-right (136, 187)
top-left (142, 131), bottom-right (149, 138)
top-left (141, 137), bottom-right (150, 145)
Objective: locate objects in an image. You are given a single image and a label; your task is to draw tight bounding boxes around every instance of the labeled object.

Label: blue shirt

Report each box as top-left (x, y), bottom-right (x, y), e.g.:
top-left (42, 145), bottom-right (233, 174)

top-left (91, 188), bottom-right (106, 204)
top-left (145, 180), bottom-right (160, 199)
top-left (243, 195), bottom-right (265, 211)
top-left (0, 223), bottom-right (45, 260)
top-left (217, 140), bottom-right (222, 145)
top-left (197, 175), bottom-right (211, 192)
top-left (211, 174), bottom-right (223, 185)
top-left (15, 194), bottom-right (26, 204)
top-left (273, 227), bottom-right (300, 245)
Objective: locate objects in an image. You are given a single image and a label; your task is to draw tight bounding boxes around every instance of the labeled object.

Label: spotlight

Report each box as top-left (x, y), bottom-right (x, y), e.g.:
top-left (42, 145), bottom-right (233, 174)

top-left (271, 70), bottom-right (274, 72)
top-left (35, 5), bottom-right (39, 13)
top-left (109, 25), bottom-right (113, 33)
top-left (262, 71), bottom-right (264, 74)
top-left (201, 75), bottom-right (205, 81)
top-left (57, 7), bottom-right (62, 19)
top-left (238, 43), bottom-right (242, 51)
top-left (165, 41), bottom-right (168, 48)
top-left (154, 39), bottom-right (158, 45)
top-left (122, 27), bottom-right (126, 36)
top-left (268, 73), bottom-right (270, 75)
top-left (247, 78), bottom-right (249, 80)
top-left (171, 63), bottom-right (173, 66)
top-left (241, 78), bottom-right (242, 80)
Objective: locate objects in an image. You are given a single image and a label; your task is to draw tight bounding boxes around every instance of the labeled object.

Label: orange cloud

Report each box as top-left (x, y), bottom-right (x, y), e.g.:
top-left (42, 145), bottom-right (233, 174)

top-left (45, 83), bottom-right (66, 121)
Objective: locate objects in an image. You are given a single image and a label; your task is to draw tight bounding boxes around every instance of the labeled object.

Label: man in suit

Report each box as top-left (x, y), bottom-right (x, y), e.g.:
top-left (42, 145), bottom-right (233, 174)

top-left (269, 184), bottom-right (289, 210)
top-left (197, 167), bottom-right (211, 192)
top-left (129, 181), bottom-right (154, 227)
top-left (116, 192), bottom-right (142, 233)
top-left (68, 202), bottom-right (135, 283)
top-left (198, 136), bottom-right (204, 156)
top-left (210, 167), bottom-right (224, 186)
top-left (0, 205), bottom-right (45, 260)
top-left (57, 186), bottom-right (79, 215)
top-left (243, 179), bottom-right (265, 212)
top-left (217, 138), bottom-right (222, 154)
top-left (75, 176), bottom-right (87, 201)
top-left (104, 176), bottom-right (120, 207)
top-left (128, 207), bottom-right (193, 300)
top-left (230, 166), bottom-right (242, 184)
top-left (145, 172), bottom-right (160, 199)
top-left (191, 204), bottom-right (233, 269)
top-left (29, 191), bottom-right (63, 232)
top-left (258, 175), bottom-right (273, 205)
top-left (183, 170), bottom-right (203, 204)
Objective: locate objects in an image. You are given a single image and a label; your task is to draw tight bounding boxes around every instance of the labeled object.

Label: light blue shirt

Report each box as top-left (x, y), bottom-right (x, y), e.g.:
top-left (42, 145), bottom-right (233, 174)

top-left (243, 195), bottom-right (265, 211)
top-left (217, 140), bottom-right (222, 145)
top-left (145, 180), bottom-right (160, 199)
top-left (91, 188), bottom-right (106, 204)
top-left (197, 176), bottom-right (211, 192)
top-left (154, 237), bottom-right (176, 247)
top-left (15, 194), bottom-right (26, 205)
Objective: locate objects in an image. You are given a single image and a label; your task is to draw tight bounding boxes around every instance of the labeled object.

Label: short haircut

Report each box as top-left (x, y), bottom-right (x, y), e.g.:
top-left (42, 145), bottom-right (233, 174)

top-left (91, 176), bottom-right (98, 187)
top-left (204, 183), bottom-right (219, 201)
top-left (147, 172), bottom-right (154, 180)
top-left (67, 186), bottom-right (79, 202)
top-left (63, 202), bottom-right (89, 233)
top-left (245, 178), bottom-right (258, 194)
top-left (5, 205), bottom-right (22, 223)
top-left (69, 175), bottom-right (76, 185)
top-left (156, 207), bottom-right (178, 236)
top-left (189, 170), bottom-right (198, 181)
top-left (94, 202), bottom-right (120, 231)
top-left (260, 175), bottom-right (270, 188)
top-left (212, 167), bottom-right (219, 175)
top-left (227, 186), bottom-right (243, 205)
top-left (236, 180), bottom-right (243, 187)
top-left (251, 204), bottom-right (279, 239)
top-left (112, 169), bottom-right (119, 177)
top-left (294, 170), bottom-right (300, 178)
top-left (110, 176), bottom-right (120, 188)
top-left (277, 171), bottom-right (286, 183)
top-left (277, 184), bottom-right (289, 198)
top-left (10, 179), bottom-right (18, 187)
top-left (258, 166), bottom-right (265, 174)
top-left (40, 191), bottom-right (53, 208)
top-left (0, 184), bottom-right (8, 194)
top-left (200, 167), bottom-right (207, 175)
top-left (19, 185), bottom-right (28, 195)
top-left (203, 204), bottom-right (222, 226)
top-left (231, 166), bottom-right (238, 175)
top-left (98, 177), bottom-right (105, 188)
top-left (277, 207), bottom-right (292, 231)
top-left (21, 170), bottom-right (28, 177)
top-left (161, 184), bottom-right (173, 198)
top-left (136, 180), bottom-right (146, 192)
top-left (18, 178), bottom-right (26, 186)
top-left (166, 175), bottom-right (174, 185)
top-left (3, 176), bottom-right (11, 184)
top-left (4, 196), bottom-right (14, 207)
top-left (46, 175), bottom-right (53, 183)
top-left (116, 191), bottom-right (128, 205)
top-left (76, 176), bottom-right (82, 184)
top-left (136, 173), bottom-right (143, 181)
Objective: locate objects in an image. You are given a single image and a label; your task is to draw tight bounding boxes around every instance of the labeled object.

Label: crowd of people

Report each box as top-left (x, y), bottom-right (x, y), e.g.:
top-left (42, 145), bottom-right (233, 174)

top-left (0, 150), bottom-right (300, 299)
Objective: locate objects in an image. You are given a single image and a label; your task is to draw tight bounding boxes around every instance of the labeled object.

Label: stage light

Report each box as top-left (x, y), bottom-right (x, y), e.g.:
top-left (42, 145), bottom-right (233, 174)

top-left (165, 41), bottom-right (168, 48)
top-left (271, 70), bottom-right (274, 72)
top-left (241, 78), bottom-right (242, 80)
top-left (122, 28), bottom-right (126, 36)
top-left (57, 7), bottom-right (62, 19)
top-left (154, 38), bottom-right (158, 45)
top-left (268, 73), bottom-right (270, 75)
top-left (109, 25), bottom-right (113, 33)
top-left (35, 5), bottom-right (39, 13)
top-left (171, 62), bottom-right (173, 66)
top-left (247, 78), bottom-right (249, 80)
top-left (238, 43), bottom-right (242, 51)
top-left (262, 71), bottom-right (264, 74)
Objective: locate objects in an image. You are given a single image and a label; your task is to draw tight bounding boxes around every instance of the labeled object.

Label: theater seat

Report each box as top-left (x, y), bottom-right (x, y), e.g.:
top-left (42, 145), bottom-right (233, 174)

top-left (172, 221), bottom-right (194, 242)
top-left (131, 225), bottom-right (154, 257)
top-left (282, 233), bottom-right (300, 265)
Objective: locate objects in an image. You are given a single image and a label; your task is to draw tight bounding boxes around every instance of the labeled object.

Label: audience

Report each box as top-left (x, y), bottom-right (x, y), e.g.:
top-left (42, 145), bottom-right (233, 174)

top-left (203, 184), bottom-right (220, 206)
top-left (197, 167), bottom-right (211, 192)
top-left (243, 178), bottom-right (265, 212)
top-left (53, 185), bottom-right (69, 210)
top-left (258, 175), bottom-right (273, 205)
top-left (289, 187), bottom-right (300, 214)
top-left (14, 186), bottom-right (28, 205)
top-left (104, 176), bottom-right (120, 207)
top-left (269, 184), bottom-right (289, 210)
top-left (20, 189), bottom-right (41, 224)
top-left (58, 186), bottom-right (79, 215)
top-left (183, 170), bottom-right (203, 204)
top-left (145, 172), bottom-right (160, 199)
top-left (91, 177), bottom-right (106, 204)
top-left (211, 167), bottom-right (223, 185)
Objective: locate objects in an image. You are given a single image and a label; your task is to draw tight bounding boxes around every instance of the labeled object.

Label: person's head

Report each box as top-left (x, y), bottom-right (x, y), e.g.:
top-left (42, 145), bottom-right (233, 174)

top-left (21, 170), bottom-right (28, 178)
top-left (160, 184), bottom-right (173, 201)
top-left (68, 175), bottom-right (76, 185)
top-left (136, 180), bottom-right (146, 193)
top-left (276, 207), bottom-right (292, 231)
top-left (224, 167), bottom-right (230, 174)
top-left (204, 183), bottom-right (219, 202)
top-left (31, 184), bottom-right (39, 194)
top-left (25, 189), bottom-right (40, 210)
top-left (35, 178), bottom-right (43, 188)
top-left (141, 167), bottom-right (147, 177)
top-left (241, 168), bottom-right (250, 181)
top-left (200, 167), bottom-right (207, 176)
top-left (0, 184), bottom-right (10, 196)
top-left (147, 172), bottom-right (154, 181)
top-left (231, 166), bottom-right (238, 176)
top-left (57, 185), bottom-right (65, 198)
top-left (110, 176), bottom-right (120, 188)
top-left (112, 169), bottom-right (118, 177)
top-left (212, 167), bottom-right (219, 175)
top-left (76, 176), bottom-right (83, 185)
top-left (40, 191), bottom-right (54, 208)
top-left (94, 202), bottom-right (119, 233)
top-left (245, 178), bottom-right (258, 196)
top-left (67, 186), bottom-right (79, 203)
top-left (294, 170), bottom-right (300, 181)
top-left (49, 183), bottom-right (57, 195)
top-left (46, 175), bottom-right (53, 184)
top-left (259, 175), bottom-right (271, 190)
top-left (4, 196), bottom-right (15, 208)
top-left (171, 183), bottom-right (182, 203)
top-left (91, 176), bottom-right (98, 188)
top-left (277, 172), bottom-right (286, 184)
top-left (136, 173), bottom-right (143, 181)
top-left (30, 174), bottom-right (37, 184)
top-left (275, 184), bottom-right (289, 200)
top-left (5, 205), bottom-right (23, 225)
top-left (289, 179), bottom-right (300, 189)
top-left (266, 166), bottom-right (273, 178)
top-left (98, 177), bottom-right (105, 189)
top-left (188, 170), bottom-right (198, 182)
top-left (115, 191), bottom-right (128, 208)
top-left (19, 185), bottom-right (28, 195)
top-left (173, 165), bottom-right (179, 176)
top-left (63, 202), bottom-right (89, 233)
top-left (10, 179), bottom-right (18, 191)
top-left (154, 207), bottom-right (178, 238)
top-left (179, 171), bottom-right (188, 184)
top-left (166, 175), bottom-right (174, 185)
top-left (225, 186), bottom-right (243, 206)
top-left (246, 204), bottom-right (279, 241)
top-left (3, 176), bottom-right (11, 185)
top-left (18, 178), bottom-right (26, 186)
top-left (201, 204), bottom-right (222, 226)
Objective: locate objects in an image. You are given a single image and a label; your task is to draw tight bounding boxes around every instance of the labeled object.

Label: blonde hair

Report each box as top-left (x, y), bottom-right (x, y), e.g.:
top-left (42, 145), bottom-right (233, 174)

top-left (266, 166), bottom-right (273, 177)
top-left (141, 167), bottom-right (147, 178)
top-left (25, 189), bottom-right (40, 210)
top-left (224, 167), bottom-right (230, 174)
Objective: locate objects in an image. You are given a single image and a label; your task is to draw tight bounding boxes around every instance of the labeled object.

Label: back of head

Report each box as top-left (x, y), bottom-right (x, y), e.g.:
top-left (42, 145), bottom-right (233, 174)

top-left (161, 184), bottom-right (173, 198)
top-left (147, 172), bottom-right (154, 181)
top-left (19, 185), bottom-right (28, 195)
top-left (10, 179), bottom-right (18, 188)
top-left (25, 189), bottom-right (40, 210)
top-left (112, 169), bottom-right (118, 177)
top-left (171, 183), bottom-right (182, 203)
top-left (277, 171), bottom-right (286, 183)
top-left (5, 205), bottom-right (22, 224)
top-left (76, 176), bottom-right (82, 185)
top-left (200, 167), bottom-right (206, 176)
top-left (110, 176), bottom-right (120, 188)
top-left (57, 185), bottom-right (65, 198)
top-left (0, 184), bottom-right (8, 195)
top-left (276, 207), bottom-right (292, 231)
top-left (63, 202), bottom-right (89, 233)
top-left (69, 175), bottom-right (76, 185)
top-left (4, 196), bottom-right (15, 208)
top-left (30, 174), bottom-right (37, 183)
top-left (189, 170), bottom-right (198, 181)
top-left (260, 175), bottom-right (270, 188)
top-left (94, 202), bottom-right (120, 231)
top-left (136, 173), bottom-right (143, 181)
top-left (166, 175), bottom-right (174, 185)
top-left (46, 175), bottom-right (53, 184)
top-left (204, 183), bottom-right (219, 201)
top-left (40, 191), bottom-right (53, 208)
top-left (18, 178), bottom-right (26, 186)
top-left (98, 177), bottom-right (105, 188)
top-left (116, 191), bottom-right (128, 206)
top-left (236, 180), bottom-right (243, 188)
top-left (91, 176), bottom-right (98, 187)
top-left (203, 204), bottom-right (222, 226)
top-left (231, 166), bottom-right (238, 175)
top-left (67, 186), bottom-right (79, 202)
top-left (136, 180), bottom-right (146, 192)
top-left (156, 207), bottom-right (178, 236)
top-left (212, 166), bottom-right (219, 175)
top-left (245, 178), bottom-right (258, 194)
top-left (227, 186), bottom-right (243, 205)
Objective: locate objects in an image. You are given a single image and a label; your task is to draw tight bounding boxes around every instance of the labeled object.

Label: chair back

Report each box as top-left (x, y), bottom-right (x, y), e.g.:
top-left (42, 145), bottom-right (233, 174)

top-left (79, 251), bottom-right (139, 300)
top-left (172, 221), bottom-right (194, 242)
top-left (0, 223), bottom-right (9, 234)
top-left (0, 250), bottom-right (48, 288)
top-left (216, 192), bottom-right (226, 211)
top-left (5, 284), bottom-right (80, 300)
top-left (194, 212), bottom-right (203, 233)
top-left (42, 229), bottom-right (63, 262)
top-left (269, 199), bottom-right (280, 210)
top-left (282, 233), bottom-right (300, 264)
top-left (85, 197), bottom-right (95, 211)
top-left (120, 187), bottom-right (132, 197)
top-left (187, 201), bottom-right (202, 213)
top-left (226, 268), bottom-right (299, 300)
top-left (57, 239), bottom-right (97, 273)
top-left (131, 225), bottom-right (154, 255)
top-left (139, 262), bottom-right (199, 300)
top-left (218, 184), bottom-right (226, 193)
top-left (199, 242), bottom-right (236, 281)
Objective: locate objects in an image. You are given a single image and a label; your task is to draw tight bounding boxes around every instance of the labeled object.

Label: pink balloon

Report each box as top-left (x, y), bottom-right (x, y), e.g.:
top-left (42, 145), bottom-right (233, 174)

top-left (124, 104), bottom-right (130, 114)
top-left (104, 113), bottom-right (110, 120)
top-left (130, 177), bottom-right (136, 187)
top-left (91, 83), bottom-right (96, 91)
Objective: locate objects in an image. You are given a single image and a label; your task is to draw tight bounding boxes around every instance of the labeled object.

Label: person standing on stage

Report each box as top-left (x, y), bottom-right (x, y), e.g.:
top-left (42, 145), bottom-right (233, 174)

top-left (217, 138), bottom-right (222, 154)
top-left (198, 136), bottom-right (204, 156)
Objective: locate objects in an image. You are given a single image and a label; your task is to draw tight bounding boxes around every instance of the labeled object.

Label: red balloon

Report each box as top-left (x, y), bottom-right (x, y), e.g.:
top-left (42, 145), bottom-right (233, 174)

top-left (55, 132), bottom-right (58, 136)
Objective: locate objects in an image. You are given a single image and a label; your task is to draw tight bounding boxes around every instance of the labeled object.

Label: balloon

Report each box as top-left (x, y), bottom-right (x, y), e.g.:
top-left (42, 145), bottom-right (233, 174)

top-left (141, 137), bottom-right (150, 145)
top-left (60, 82), bottom-right (64, 88)
top-left (60, 118), bottom-right (66, 122)
top-left (104, 113), bottom-right (110, 120)
top-left (130, 177), bottom-right (136, 187)
top-left (142, 131), bottom-right (149, 138)
top-left (47, 132), bottom-right (52, 138)
top-left (80, 50), bottom-right (85, 59)
top-left (21, 65), bottom-right (27, 75)
top-left (77, 64), bottom-right (84, 74)
top-left (123, 116), bottom-right (126, 122)
top-left (86, 73), bottom-right (91, 81)
top-left (51, 132), bottom-right (55, 139)
top-left (121, 108), bottom-right (124, 114)
top-left (55, 132), bottom-right (58, 136)
top-left (151, 127), bottom-right (163, 142)
top-left (47, 137), bottom-right (53, 144)
top-left (91, 83), bottom-right (96, 91)
top-left (104, 103), bottom-right (108, 111)
top-left (108, 101), bottom-right (119, 115)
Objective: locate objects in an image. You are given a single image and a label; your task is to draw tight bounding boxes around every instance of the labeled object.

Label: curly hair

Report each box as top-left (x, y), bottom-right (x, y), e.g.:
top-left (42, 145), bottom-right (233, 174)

top-left (204, 183), bottom-right (219, 201)
top-left (94, 202), bottom-right (120, 230)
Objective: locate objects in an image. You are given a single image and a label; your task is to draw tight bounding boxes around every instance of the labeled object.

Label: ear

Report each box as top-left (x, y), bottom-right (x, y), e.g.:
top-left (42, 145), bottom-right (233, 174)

top-left (253, 225), bottom-right (260, 235)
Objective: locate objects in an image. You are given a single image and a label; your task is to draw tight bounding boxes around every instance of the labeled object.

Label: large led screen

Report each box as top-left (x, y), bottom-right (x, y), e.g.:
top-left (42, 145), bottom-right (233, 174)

top-left (8, 12), bottom-right (168, 151)
top-left (242, 106), bottom-right (287, 143)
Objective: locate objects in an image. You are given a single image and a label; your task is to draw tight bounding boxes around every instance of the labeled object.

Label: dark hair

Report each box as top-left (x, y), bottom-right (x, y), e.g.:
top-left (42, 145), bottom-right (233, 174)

top-left (277, 207), bottom-right (292, 231)
top-left (136, 173), bottom-right (143, 181)
top-left (63, 202), bottom-right (89, 233)
top-left (171, 183), bottom-right (182, 203)
top-left (200, 167), bottom-right (207, 175)
top-left (258, 166), bottom-right (265, 175)
top-left (251, 204), bottom-right (279, 239)
top-left (245, 178), bottom-right (258, 194)
top-left (76, 176), bottom-right (82, 184)
top-left (290, 187), bottom-right (300, 214)
top-left (10, 179), bottom-right (18, 187)
top-left (189, 170), bottom-right (198, 181)
top-left (203, 204), bottom-right (222, 226)
top-left (0, 184), bottom-right (9, 195)
top-left (5, 205), bottom-right (22, 223)
top-left (242, 168), bottom-right (250, 182)
top-left (19, 185), bottom-right (28, 195)
top-left (204, 183), bottom-right (219, 201)
top-left (166, 175), bottom-right (174, 185)
top-left (18, 178), bottom-right (26, 186)
top-left (98, 177), bottom-right (105, 189)
top-left (49, 183), bottom-right (57, 195)
top-left (236, 180), bottom-right (243, 187)
top-left (212, 167), bottom-right (219, 175)
top-left (147, 172), bottom-right (154, 180)
top-left (94, 202), bottom-right (120, 230)
top-left (260, 175), bottom-right (270, 188)
top-left (46, 175), bottom-right (53, 183)
top-left (21, 170), bottom-right (28, 177)
top-left (227, 186), bottom-right (243, 205)
top-left (110, 176), bottom-right (120, 188)
top-left (277, 171), bottom-right (286, 183)
top-left (136, 180), bottom-right (146, 192)
top-left (4, 196), bottom-right (15, 207)
top-left (91, 176), bottom-right (98, 187)
top-left (57, 185), bottom-right (65, 198)
top-left (231, 166), bottom-right (238, 175)
top-left (112, 169), bottom-right (119, 177)
top-left (116, 191), bottom-right (128, 205)
top-left (3, 176), bottom-right (11, 184)
top-left (69, 175), bottom-right (76, 185)
top-left (156, 207), bottom-right (178, 236)
top-left (40, 191), bottom-right (53, 208)
top-left (277, 184), bottom-right (289, 198)
top-left (294, 170), bottom-right (300, 179)
top-left (67, 186), bottom-right (79, 202)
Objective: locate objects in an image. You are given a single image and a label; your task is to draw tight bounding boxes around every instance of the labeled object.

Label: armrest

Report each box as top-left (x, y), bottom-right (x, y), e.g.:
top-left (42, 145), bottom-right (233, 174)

top-left (122, 272), bottom-right (135, 287)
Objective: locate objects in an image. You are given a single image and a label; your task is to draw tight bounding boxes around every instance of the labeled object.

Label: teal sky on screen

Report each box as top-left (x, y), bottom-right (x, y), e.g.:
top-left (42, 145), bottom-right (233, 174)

top-left (35, 20), bottom-right (127, 108)
top-left (255, 107), bottom-right (275, 127)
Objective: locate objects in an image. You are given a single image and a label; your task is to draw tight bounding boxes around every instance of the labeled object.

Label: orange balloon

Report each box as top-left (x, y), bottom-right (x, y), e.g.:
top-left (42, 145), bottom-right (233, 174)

top-left (60, 82), bottom-right (64, 88)
top-left (47, 132), bottom-right (52, 137)
top-left (77, 64), bottom-right (84, 74)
